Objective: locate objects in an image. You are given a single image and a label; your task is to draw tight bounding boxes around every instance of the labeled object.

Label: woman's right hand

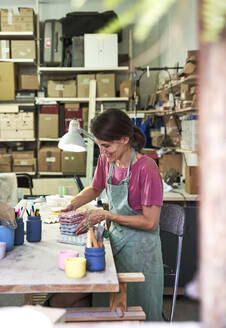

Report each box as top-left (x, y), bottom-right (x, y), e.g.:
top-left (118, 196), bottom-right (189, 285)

top-left (61, 202), bottom-right (74, 212)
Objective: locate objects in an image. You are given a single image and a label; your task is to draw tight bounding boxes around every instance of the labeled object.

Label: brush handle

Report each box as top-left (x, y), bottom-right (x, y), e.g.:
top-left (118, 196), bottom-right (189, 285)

top-left (89, 227), bottom-right (99, 248)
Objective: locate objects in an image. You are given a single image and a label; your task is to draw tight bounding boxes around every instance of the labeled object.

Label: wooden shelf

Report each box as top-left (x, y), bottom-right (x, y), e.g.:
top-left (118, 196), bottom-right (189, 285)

top-left (36, 97), bottom-right (128, 104)
top-left (0, 138), bottom-right (35, 142)
top-left (0, 59), bottom-right (35, 64)
top-left (39, 172), bottom-right (64, 176)
top-left (38, 66), bottom-right (129, 72)
top-left (127, 107), bottom-right (197, 117)
top-left (39, 138), bottom-right (60, 141)
top-left (0, 32), bottom-right (34, 39)
top-left (175, 148), bottom-right (198, 153)
top-left (157, 74), bottom-right (198, 94)
top-left (14, 171), bottom-right (36, 176)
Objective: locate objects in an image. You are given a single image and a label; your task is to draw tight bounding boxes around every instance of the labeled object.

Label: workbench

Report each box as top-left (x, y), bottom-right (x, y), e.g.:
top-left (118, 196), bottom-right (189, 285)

top-left (0, 202), bottom-right (145, 322)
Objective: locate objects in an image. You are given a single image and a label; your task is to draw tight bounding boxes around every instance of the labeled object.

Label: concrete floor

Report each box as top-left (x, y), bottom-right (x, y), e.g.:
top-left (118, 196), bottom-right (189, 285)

top-left (0, 294), bottom-right (200, 322)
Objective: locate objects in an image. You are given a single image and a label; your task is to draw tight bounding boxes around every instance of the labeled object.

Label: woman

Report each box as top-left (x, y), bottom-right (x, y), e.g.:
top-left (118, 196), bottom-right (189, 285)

top-left (66, 109), bottom-right (163, 321)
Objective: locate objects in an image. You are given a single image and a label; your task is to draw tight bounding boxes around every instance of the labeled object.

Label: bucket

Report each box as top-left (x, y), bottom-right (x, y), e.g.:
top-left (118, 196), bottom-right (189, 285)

top-left (84, 246), bottom-right (105, 272)
top-left (0, 225), bottom-right (15, 251)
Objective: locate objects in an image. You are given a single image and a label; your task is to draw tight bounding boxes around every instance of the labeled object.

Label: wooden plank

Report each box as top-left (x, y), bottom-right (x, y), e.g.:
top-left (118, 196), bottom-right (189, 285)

top-left (64, 306), bottom-right (146, 322)
top-left (118, 272), bottom-right (145, 283)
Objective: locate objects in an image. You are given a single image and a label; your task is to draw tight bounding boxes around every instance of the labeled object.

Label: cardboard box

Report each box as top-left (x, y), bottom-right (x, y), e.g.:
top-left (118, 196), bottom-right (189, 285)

top-left (120, 80), bottom-right (132, 98)
top-left (0, 40), bottom-right (10, 59)
top-left (0, 154), bottom-right (12, 172)
top-left (40, 105), bottom-right (59, 114)
top-left (96, 73), bottom-right (115, 97)
top-left (77, 74), bottom-right (95, 98)
top-left (38, 147), bottom-right (61, 172)
top-left (13, 158), bottom-right (36, 172)
top-left (0, 129), bottom-right (34, 139)
top-left (47, 80), bottom-right (76, 98)
top-left (158, 154), bottom-right (182, 176)
top-left (185, 166), bottom-right (198, 194)
top-left (12, 150), bottom-right (35, 159)
top-left (18, 74), bottom-right (39, 90)
top-left (0, 8), bottom-right (34, 32)
top-left (84, 34), bottom-right (118, 68)
top-left (64, 106), bottom-right (83, 132)
top-left (0, 112), bottom-right (34, 130)
top-left (39, 114), bottom-right (58, 138)
top-left (0, 147), bottom-right (7, 154)
top-left (11, 40), bottom-right (36, 59)
top-left (0, 104), bottom-right (19, 113)
top-left (0, 62), bottom-right (16, 101)
top-left (61, 151), bottom-right (86, 175)
top-left (64, 103), bottom-right (80, 110)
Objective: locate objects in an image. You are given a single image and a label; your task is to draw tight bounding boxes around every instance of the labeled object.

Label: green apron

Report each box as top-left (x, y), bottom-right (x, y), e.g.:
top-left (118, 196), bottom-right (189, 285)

top-left (108, 148), bottom-right (164, 321)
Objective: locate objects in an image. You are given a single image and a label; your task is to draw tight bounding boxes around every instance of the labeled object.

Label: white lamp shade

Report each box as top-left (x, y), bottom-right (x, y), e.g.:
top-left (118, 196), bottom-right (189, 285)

top-left (58, 120), bottom-right (87, 152)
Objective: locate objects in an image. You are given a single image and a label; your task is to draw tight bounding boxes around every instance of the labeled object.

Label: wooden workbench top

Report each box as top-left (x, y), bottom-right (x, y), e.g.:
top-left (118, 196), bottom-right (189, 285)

top-left (0, 223), bottom-right (119, 294)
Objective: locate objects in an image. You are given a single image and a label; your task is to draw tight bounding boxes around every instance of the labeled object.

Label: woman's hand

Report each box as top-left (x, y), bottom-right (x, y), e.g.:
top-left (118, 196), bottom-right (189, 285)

top-left (75, 209), bottom-right (109, 235)
top-left (61, 202), bottom-right (75, 213)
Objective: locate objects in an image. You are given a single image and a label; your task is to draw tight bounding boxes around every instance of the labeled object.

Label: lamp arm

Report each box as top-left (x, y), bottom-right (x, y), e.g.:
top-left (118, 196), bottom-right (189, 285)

top-left (78, 128), bottom-right (95, 142)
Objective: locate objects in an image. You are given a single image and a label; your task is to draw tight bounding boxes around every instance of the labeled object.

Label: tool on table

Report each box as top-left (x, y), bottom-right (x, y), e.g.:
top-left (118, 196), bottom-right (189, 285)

top-left (18, 206), bottom-right (26, 220)
top-left (87, 214), bottom-right (99, 248)
top-left (96, 224), bottom-right (105, 248)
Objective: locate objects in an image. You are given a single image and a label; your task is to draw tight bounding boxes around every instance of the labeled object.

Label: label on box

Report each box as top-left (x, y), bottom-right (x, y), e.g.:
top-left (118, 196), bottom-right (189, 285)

top-left (45, 38), bottom-right (51, 48)
top-left (8, 11), bottom-right (13, 25)
top-left (46, 157), bottom-right (56, 163)
top-left (56, 84), bottom-right (64, 90)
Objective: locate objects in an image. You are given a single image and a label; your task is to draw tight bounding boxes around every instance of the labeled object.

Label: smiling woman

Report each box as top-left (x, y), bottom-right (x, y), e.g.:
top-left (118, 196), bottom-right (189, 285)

top-left (57, 109), bottom-right (164, 321)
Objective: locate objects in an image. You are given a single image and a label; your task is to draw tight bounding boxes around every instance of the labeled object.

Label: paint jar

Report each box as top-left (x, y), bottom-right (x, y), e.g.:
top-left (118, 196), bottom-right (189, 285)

top-left (84, 246), bottom-right (105, 272)
top-left (26, 216), bottom-right (42, 242)
top-left (58, 250), bottom-right (79, 270)
top-left (65, 257), bottom-right (86, 278)
top-left (0, 241), bottom-right (6, 259)
top-left (0, 225), bottom-right (15, 251)
top-left (14, 219), bottom-right (24, 246)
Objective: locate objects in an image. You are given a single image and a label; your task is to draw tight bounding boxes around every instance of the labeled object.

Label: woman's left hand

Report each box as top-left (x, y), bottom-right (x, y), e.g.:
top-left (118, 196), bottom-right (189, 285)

top-left (75, 209), bottom-right (109, 235)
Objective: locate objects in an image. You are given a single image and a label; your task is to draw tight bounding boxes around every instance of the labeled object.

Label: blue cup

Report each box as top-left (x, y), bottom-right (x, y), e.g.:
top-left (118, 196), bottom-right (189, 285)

top-left (84, 246), bottom-right (105, 272)
top-left (0, 225), bottom-right (15, 251)
top-left (14, 219), bottom-right (24, 246)
top-left (26, 216), bottom-right (42, 242)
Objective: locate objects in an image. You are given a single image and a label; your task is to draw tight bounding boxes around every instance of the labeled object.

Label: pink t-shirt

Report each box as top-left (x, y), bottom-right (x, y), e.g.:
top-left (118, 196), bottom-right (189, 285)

top-left (92, 154), bottom-right (163, 211)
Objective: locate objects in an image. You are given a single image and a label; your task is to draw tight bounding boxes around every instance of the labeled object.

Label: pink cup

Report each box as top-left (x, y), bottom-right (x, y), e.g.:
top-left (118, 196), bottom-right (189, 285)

top-left (58, 250), bottom-right (79, 270)
top-left (0, 242), bottom-right (6, 259)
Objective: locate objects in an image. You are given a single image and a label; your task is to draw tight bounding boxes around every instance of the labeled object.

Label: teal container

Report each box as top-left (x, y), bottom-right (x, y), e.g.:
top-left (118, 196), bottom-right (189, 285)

top-left (0, 225), bottom-right (15, 251)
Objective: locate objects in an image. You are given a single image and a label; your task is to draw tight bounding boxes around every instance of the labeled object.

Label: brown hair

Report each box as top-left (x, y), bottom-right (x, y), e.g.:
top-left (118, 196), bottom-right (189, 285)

top-left (91, 109), bottom-right (145, 151)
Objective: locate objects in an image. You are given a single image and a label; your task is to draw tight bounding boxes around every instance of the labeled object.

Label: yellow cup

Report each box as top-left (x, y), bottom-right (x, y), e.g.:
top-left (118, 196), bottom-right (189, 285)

top-left (65, 257), bottom-right (86, 278)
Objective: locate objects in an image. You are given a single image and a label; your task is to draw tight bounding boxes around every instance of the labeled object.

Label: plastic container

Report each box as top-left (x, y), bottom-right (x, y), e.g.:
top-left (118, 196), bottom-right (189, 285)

top-left (0, 225), bottom-right (15, 251)
top-left (58, 250), bottom-right (79, 270)
top-left (65, 257), bottom-right (86, 278)
top-left (14, 219), bottom-right (24, 245)
top-left (26, 216), bottom-right (42, 242)
top-left (84, 246), bottom-right (105, 272)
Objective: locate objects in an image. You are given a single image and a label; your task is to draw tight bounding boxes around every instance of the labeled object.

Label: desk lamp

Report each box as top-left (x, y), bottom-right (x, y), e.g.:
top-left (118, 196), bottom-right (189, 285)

top-left (58, 120), bottom-right (94, 152)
